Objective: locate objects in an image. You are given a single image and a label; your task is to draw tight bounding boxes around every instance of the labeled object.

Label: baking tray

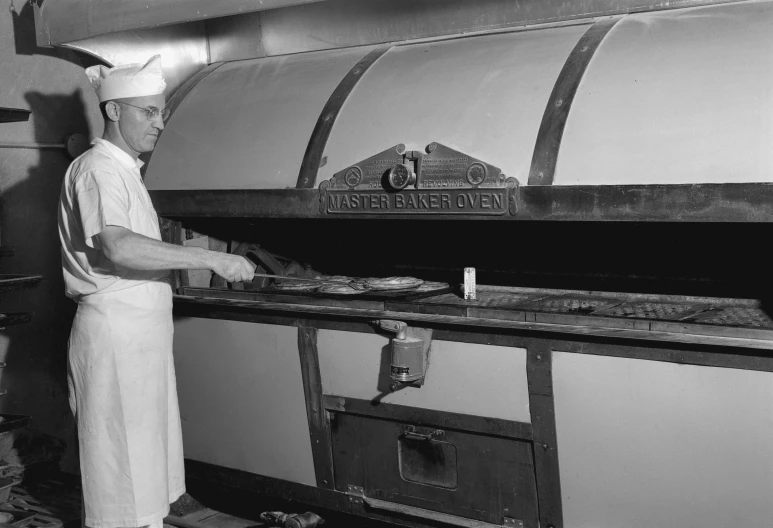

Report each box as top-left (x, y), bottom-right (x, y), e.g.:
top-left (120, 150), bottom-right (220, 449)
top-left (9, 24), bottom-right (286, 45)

top-left (180, 285), bottom-right (453, 313)
top-left (235, 284), bottom-right (452, 301)
top-left (0, 313), bottom-right (33, 328)
top-left (0, 414), bottom-right (30, 434)
top-left (0, 275), bottom-right (43, 294)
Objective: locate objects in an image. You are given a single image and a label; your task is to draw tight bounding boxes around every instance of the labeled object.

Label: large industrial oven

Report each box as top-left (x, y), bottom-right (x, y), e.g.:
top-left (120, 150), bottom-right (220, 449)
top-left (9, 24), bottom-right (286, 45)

top-left (36, 0), bottom-right (773, 526)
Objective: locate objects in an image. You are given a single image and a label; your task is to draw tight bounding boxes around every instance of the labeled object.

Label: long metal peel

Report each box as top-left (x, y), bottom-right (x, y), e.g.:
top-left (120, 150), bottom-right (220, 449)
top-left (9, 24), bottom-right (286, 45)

top-left (249, 273), bottom-right (350, 286)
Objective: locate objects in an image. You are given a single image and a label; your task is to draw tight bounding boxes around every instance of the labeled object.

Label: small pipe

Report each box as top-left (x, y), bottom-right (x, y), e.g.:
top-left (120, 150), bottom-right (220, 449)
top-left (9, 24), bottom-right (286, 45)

top-left (0, 142), bottom-right (66, 149)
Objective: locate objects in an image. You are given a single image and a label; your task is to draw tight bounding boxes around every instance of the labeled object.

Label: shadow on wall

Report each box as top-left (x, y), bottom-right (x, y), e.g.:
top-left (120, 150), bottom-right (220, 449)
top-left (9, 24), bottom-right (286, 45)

top-left (0, 89), bottom-right (92, 476)
top-left (0, 0), bottom-right (105, 477)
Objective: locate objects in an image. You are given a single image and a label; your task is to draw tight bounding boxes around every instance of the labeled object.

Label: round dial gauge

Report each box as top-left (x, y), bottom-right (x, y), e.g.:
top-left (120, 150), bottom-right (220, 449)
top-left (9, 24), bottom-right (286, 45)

top-left (387, 164), bottom-right (412, 190)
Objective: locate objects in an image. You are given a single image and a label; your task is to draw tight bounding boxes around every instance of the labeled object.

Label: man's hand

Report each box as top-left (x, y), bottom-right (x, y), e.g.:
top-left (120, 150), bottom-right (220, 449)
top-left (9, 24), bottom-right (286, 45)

top-left (209, 253), bottom-right (256, 283)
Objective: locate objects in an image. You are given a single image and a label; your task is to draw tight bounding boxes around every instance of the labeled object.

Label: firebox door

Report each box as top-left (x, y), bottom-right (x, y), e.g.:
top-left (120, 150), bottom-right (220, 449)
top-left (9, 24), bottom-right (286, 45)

top-left (331, 412), bottom-right (538, 527)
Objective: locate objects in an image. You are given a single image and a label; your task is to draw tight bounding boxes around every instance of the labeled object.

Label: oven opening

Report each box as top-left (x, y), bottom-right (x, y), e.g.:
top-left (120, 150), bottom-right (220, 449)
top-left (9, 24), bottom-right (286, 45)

top-left (170, 218), bottom-right (771, 299)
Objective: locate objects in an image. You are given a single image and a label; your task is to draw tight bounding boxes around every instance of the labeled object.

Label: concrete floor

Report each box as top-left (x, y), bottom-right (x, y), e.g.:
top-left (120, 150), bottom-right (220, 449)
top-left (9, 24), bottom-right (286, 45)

top-left (5, 472), bottom-right (391, 528)
top-left (2, 473), bottom-right (267, 528)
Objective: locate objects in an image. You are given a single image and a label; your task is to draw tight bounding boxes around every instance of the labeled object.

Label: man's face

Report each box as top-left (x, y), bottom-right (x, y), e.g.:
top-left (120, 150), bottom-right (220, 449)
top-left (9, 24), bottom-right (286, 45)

top-left (114, 93), bottom-right (166, 154)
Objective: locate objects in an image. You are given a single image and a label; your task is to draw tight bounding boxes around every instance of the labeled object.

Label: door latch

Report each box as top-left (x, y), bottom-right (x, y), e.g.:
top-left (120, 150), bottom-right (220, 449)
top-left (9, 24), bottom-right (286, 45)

top-left (403, 425), bottom-right (445, 442)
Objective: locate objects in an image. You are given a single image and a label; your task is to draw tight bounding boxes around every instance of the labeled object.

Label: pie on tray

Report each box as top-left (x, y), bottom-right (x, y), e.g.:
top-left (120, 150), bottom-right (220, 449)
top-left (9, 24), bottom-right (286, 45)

top-left (323, 275), bottom-right (354, 283)
top-left (318, 283), bottom-right (366, 295)
top-left (273, 279), bottom-right (320, 291)
top-left (363, 276), bottom-right (424, 290)
top-left (413, 281), bottom-right (449, 292)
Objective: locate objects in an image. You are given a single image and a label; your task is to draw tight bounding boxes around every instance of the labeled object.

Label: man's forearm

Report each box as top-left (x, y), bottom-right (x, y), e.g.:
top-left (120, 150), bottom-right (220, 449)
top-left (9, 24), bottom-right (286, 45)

top-left (101, 228), bottom-right (214, 271)
top-left (97, 225), bottom-right (255, 282)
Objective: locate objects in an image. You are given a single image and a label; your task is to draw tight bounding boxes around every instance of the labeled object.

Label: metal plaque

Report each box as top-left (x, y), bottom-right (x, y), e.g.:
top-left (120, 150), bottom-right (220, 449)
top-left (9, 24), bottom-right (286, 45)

top-left (319, 142), bottom-right (519, 215)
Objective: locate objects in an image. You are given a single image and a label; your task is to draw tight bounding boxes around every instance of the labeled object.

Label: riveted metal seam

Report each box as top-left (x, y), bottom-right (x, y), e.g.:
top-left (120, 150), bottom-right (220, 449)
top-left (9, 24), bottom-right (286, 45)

top-left (527, 16), bottom-right (622, 186)
top-left (296, 45), bottom-right (392, 189)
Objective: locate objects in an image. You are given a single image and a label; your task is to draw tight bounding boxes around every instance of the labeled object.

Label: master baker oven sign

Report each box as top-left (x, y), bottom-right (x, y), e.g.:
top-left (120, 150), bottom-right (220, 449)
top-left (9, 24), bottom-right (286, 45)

top-left (318, 143), bottom-right (519, 215)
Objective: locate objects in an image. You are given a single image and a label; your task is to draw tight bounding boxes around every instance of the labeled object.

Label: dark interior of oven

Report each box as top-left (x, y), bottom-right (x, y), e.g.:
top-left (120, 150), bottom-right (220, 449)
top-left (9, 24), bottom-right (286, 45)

top-left (177, 218), bottom-right (773, 301)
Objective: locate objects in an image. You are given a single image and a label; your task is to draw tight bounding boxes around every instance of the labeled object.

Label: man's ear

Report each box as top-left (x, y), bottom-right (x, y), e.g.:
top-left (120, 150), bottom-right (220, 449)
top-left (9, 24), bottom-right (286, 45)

top-left (104, 101), bottom-right (121, 122)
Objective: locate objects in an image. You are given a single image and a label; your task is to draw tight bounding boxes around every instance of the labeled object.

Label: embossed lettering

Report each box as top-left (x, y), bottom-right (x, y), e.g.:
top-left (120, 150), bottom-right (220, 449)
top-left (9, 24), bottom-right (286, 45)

top-left (325, 189), bottom-right (507, 214)
top-left (421, 179), bottom-right (465, 188)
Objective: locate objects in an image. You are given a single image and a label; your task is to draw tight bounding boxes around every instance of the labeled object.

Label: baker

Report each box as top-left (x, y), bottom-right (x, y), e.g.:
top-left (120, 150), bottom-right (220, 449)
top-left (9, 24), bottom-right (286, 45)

top-left (58, 55), bottom-right (256, 528)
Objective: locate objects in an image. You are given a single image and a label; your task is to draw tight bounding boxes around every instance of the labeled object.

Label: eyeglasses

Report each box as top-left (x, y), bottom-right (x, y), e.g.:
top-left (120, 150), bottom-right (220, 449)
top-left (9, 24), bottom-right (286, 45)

top-left (114, 101), bottom-right (171, 122)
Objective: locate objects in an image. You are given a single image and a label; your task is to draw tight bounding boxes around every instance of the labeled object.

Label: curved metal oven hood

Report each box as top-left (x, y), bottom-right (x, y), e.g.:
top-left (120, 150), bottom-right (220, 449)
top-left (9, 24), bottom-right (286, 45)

top-left (34, 0), bottom-right (326, 46)
top-left (145, 0), bottom-right (773, 221)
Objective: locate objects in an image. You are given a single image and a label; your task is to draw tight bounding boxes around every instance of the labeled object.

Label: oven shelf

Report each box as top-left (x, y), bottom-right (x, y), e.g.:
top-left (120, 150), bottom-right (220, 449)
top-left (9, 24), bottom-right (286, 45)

top-left (174, 286), bottom-right (773, 350)
top-left (0, 275), bottom-right (44, 294)
top-left (0, 313), bottom-right (33, 328)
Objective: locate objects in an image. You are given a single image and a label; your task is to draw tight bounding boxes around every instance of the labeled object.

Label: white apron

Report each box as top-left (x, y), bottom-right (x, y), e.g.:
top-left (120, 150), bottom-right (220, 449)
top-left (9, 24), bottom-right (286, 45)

top-left (68, 280), bottom-right (185, 528)
top-left (60, 139), bottom-right (185, 527)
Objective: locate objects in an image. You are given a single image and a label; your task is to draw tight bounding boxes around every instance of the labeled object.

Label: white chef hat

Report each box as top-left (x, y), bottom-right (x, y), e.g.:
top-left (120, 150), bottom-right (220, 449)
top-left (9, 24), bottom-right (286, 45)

top-left (85, 55), bottom-right (166, 103)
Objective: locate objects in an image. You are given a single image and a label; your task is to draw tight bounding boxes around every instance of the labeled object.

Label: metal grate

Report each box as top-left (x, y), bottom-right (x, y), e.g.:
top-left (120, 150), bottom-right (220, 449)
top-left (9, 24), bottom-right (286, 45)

top-left (419, 291), bottom-right (536, 308)
top-left (592, 302), bottom-right (701, 321)
top-left (515, 296), bottom-right (619, 314)
top-left (402, 289), bottom-right (773, 330)
top-left (687, 307), bottom-right (773, 328)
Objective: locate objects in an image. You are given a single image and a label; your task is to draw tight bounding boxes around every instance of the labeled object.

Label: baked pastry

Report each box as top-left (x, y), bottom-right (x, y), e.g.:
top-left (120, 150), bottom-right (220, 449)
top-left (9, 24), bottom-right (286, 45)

top-left (413, 281), bottom-right (449, 292)
top-left (348, 279), bottom-right (373, 291)
top-left (324, 275), bottom-right (354, 283)
top-left (273, 279), bottom-right (320, 291)
top-left (364, 276), bottom-right (424, 290)
top-left (318, 283), bottom-right (366, 295)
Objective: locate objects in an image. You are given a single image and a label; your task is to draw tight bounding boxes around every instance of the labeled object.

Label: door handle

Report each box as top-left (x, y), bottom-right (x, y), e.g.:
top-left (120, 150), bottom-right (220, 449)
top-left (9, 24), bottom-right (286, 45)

top-left (403, 425), bottom-right (444, 442)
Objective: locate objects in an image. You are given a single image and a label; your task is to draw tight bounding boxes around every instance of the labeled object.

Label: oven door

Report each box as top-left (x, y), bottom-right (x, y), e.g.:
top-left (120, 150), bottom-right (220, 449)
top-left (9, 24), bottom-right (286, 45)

top-left (331, 410), bottom-right (538, 528)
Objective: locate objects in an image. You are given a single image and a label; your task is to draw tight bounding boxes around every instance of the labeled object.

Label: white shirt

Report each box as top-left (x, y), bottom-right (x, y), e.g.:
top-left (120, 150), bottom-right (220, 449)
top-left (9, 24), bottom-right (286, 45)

top-left (58, 138), bottom-right (167, 300)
